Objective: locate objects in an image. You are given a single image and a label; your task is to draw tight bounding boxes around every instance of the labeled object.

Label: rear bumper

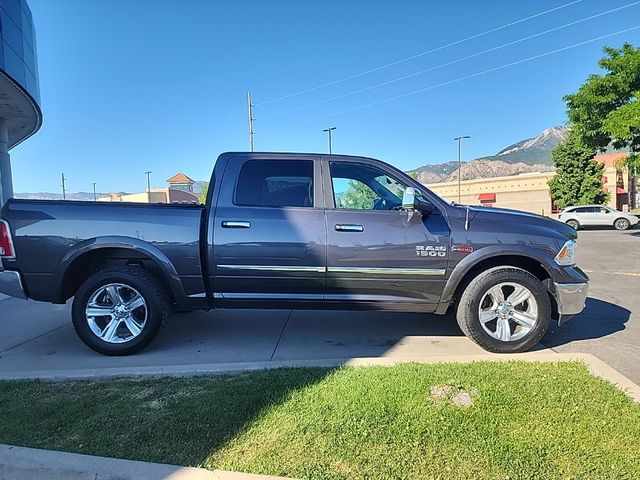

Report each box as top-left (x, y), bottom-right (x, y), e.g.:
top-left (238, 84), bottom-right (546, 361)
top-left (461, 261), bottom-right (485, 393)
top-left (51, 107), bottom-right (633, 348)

top-left (0, 270), bottom-right (27, 300)
top-left (554, 281), bottom-right (588, 325)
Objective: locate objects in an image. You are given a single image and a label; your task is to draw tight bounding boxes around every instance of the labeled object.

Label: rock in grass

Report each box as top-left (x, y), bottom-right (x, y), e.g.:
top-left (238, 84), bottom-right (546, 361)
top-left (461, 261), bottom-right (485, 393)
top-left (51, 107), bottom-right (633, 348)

top-left (428, 385), bottom-right (476, 408)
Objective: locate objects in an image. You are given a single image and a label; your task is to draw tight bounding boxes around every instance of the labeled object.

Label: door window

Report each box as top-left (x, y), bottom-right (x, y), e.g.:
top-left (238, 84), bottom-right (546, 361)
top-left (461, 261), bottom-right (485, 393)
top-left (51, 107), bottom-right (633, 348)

top-left (330, 162), bottom-right (408, 211)
top-left (235, 160), bottom-right (314, 207)
top-left (573, 207), bottom-right (593, 213)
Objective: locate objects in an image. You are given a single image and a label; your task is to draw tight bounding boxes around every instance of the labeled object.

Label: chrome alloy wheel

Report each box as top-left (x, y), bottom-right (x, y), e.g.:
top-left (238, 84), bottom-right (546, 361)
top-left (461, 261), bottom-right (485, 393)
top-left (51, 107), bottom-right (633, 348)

top-left (85, 283), bottom-right (147, 344)
top-left (478, 282), bottom-right (538, 342)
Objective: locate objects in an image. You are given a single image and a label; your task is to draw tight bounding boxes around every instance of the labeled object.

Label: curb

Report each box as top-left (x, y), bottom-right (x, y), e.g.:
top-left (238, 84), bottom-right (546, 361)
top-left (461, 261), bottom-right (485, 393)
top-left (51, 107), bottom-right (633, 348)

top-left (1, 352), bottom-right (638, 402)
top-left (0, 444), bottom-right (294, 480)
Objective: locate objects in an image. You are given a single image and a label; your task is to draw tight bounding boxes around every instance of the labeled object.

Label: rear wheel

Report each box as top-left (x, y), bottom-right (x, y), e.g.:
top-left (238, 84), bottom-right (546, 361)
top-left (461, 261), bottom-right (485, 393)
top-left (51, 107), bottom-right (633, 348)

top-left (614, 218), bottom-right (630, 231)
top-left (72, 267), bottom-right (168, 355)
top-left (566, 219), bottom-right (579, 230)
top-left (456, 266), bottom-right (551, 353)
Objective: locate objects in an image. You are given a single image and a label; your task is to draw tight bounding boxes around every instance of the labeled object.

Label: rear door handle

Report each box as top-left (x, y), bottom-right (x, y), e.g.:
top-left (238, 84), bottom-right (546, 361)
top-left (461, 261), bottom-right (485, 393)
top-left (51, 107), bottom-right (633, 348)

top-left (335, 224), bottom-right (364, 232)
top-left (222, 221), bottom-right (251, 229)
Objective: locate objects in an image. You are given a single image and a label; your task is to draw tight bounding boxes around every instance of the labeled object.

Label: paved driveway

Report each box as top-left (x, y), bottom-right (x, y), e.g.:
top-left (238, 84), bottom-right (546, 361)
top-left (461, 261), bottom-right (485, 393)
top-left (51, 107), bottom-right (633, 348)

top-left (0, 228), bottom-right (637, 382)
top-left (541, 228), bottom-right (640, 382)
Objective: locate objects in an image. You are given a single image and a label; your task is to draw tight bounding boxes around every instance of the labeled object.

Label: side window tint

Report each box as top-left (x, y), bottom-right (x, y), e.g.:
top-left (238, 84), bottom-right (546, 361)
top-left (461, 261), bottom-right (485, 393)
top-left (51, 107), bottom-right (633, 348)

top-left (330, 162), bottom-right (407, 211)
top-left (235, 160), bottom-right (314, 207)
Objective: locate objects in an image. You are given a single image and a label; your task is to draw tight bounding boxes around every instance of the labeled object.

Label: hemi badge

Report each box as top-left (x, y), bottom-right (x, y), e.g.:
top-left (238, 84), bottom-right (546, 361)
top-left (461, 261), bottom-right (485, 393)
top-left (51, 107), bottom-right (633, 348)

top-left (452, 245), bottom-right (473, 254)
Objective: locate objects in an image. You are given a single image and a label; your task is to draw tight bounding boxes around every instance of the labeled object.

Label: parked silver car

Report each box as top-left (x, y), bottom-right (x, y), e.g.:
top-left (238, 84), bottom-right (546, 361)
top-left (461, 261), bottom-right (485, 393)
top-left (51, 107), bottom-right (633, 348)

top-left (559, 205), bottom-right (639, 231)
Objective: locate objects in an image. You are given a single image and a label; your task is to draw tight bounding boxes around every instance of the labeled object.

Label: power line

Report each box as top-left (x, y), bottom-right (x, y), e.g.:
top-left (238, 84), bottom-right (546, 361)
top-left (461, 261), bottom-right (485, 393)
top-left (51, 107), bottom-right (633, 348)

top-left (255, 0), bottom-right (584, 106)
top-left (260, 25), bottom-right (640, 133)
top-left (258, 1), bottom-right (640, 120)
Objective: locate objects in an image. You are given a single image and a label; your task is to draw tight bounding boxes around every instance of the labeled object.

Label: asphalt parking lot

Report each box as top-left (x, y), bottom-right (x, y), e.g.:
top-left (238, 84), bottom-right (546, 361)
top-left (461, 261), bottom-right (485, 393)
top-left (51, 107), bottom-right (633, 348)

top-left (0, 228), bottom-right (638, 382)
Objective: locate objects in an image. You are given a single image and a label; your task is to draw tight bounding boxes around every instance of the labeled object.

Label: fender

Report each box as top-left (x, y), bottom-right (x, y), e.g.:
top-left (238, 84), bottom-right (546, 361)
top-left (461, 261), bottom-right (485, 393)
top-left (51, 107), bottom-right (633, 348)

top-left (54, 235), bottom-right (187, 306)
top-left (438, 244), bottom-right (561, 310)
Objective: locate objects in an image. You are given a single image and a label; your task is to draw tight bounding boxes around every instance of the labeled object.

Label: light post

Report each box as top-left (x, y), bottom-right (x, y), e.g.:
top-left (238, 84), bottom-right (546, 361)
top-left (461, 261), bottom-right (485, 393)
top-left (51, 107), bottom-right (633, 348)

top-left (92, 182), bottom-right (97, 201)
top-left (145, 171), bottom-right (152, 203)
top-left (323, 127), bottom-right (337, 154)
top-left (454, 136), bottom-right (471, 203)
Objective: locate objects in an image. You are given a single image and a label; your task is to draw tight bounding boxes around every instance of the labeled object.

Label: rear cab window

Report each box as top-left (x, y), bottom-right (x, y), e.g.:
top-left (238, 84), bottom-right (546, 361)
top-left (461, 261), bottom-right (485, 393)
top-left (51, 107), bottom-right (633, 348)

top-left (235, 160), bottom-right (314, 208)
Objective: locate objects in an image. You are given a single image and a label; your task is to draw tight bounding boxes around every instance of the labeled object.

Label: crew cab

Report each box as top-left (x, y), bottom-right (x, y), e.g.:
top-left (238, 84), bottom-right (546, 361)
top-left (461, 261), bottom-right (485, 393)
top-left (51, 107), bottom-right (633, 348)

top-left (0, 152), bottom-right (589, 355)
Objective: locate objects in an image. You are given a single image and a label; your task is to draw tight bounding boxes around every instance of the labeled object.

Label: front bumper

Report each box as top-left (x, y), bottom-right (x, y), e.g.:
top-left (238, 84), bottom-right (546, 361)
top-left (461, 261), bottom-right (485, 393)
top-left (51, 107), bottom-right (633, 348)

top-left (554, 281), bottom-right (588, 325)
top-left (0, 270), bottom-right (27, 300)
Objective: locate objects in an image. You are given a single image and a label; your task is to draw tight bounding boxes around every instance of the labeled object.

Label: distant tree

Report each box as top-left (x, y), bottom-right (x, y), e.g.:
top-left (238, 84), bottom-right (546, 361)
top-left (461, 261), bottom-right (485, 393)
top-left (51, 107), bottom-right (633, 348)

top-left (336, 181), bottom-right (378, 209)
top-left (564, 43), bottom-right (640, 206)
top-left (409, 171), bottom-right (420, 181)
top-left (199, 183), bottom-right (208, 205)
top-left (548, 131), bottom-right (608, 209)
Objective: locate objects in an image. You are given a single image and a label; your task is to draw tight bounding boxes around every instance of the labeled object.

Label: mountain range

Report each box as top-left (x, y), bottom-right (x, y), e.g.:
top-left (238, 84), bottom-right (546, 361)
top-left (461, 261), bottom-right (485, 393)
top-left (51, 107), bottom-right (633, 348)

top-left (409, 126), bottom-right (567, 184)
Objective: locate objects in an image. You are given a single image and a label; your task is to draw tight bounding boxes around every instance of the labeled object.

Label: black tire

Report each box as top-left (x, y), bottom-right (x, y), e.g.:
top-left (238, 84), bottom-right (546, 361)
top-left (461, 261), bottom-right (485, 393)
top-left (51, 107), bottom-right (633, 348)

top-left (614, 218), bottom-right (630, 231)
top-left (566, 219), bottom-right (579, 231)
top-left (72, 267), bottom-right (169, 356)
top-left (456, 266), bottom-right (551, 353)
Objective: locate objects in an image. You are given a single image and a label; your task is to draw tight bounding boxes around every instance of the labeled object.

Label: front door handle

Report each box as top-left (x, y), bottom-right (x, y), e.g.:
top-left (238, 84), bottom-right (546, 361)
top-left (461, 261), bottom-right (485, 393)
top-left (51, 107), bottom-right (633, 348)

top-left (222, 221), bottom-right (251, 229)
top-left (335, 224), bottom-right (364, 232)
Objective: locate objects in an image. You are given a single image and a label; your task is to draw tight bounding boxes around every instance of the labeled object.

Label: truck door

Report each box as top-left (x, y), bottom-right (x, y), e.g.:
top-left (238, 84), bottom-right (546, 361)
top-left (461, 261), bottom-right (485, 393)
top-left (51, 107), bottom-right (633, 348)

top-left (323, 158), bottom-right (450, 307)
top-left (212, 155), bottom-right (326, 303)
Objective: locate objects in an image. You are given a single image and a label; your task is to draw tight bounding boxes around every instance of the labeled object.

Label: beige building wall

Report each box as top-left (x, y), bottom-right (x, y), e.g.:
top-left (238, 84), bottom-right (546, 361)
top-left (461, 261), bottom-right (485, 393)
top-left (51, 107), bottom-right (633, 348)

top-left (97, 188), bottom-right (198, 204)
top-left (425, 166), bottom-right (621, 215)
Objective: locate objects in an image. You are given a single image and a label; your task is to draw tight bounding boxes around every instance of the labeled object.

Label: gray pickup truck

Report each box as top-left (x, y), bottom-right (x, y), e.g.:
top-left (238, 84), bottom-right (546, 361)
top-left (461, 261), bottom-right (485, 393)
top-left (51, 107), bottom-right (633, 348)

top-left (0, 152), bottom-right (588, 355)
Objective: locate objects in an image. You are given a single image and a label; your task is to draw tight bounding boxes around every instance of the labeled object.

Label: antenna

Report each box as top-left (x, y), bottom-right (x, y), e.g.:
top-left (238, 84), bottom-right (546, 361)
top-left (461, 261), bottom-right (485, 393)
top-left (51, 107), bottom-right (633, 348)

top-left (247, 91), bottom-right (255, 152)
top-left (465, 205), bottom-right (470, 230)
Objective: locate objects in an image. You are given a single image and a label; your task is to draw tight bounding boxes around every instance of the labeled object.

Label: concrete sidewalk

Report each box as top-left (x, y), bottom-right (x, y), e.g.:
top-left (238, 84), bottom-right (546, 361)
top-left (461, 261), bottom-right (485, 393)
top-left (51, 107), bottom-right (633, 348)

top-left (0, 444), bottom-right (294, 480)
top-left (0, 298), bottom-right (499, 379)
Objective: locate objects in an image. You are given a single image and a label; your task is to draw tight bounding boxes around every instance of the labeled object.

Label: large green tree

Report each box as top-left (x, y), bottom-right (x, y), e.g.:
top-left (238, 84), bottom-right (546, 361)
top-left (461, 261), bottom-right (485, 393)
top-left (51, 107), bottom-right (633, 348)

top-left (548, 131), bottom-right (608, 209)
top-left (563, 43), bottom-right (640, 207)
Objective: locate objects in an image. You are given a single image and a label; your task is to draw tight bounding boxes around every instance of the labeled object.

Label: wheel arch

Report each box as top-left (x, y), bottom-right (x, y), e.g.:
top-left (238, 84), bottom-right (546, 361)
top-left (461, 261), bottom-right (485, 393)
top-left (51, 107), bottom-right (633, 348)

top-left (55, 236), bottom-right (186, 306)
top-left (439, 247), bottom-right (559, 316)
top-left (614, 217), bottom-right (630, 229)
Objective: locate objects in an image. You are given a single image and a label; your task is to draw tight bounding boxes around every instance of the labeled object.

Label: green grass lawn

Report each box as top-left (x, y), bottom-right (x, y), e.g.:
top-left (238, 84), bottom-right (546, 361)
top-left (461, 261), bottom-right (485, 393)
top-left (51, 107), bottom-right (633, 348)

top-left (1, 362), bottom-right (639, 479)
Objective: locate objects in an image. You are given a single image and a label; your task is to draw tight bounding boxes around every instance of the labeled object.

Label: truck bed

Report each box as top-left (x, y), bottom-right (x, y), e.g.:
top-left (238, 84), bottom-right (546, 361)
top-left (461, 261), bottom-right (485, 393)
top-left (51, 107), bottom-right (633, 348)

top-left (1, 199), bottom-right (205, 303)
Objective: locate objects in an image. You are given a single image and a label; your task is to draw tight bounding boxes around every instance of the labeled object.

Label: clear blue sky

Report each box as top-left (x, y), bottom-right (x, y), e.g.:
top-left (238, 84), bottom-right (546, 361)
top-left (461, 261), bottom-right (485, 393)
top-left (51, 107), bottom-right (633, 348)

top-left (11, 0), bottom-right (640, 193)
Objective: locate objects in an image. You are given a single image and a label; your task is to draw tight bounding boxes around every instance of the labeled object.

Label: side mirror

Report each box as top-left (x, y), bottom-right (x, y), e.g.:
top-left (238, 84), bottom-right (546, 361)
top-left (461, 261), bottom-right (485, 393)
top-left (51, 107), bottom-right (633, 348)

top-left (402, 187), bottom-right (433, 215)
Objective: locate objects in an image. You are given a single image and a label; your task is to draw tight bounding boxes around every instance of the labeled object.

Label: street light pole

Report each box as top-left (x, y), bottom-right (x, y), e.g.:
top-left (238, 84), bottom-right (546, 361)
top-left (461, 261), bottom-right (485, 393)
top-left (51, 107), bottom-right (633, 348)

top-left (454, 136), bottom-right (471, 204)
top-left (323, 127), bottom-right (337, 154)
top-left (145, 171), bottom-right (152, 203)
top-left (92, 182), bottom-right (97, 201)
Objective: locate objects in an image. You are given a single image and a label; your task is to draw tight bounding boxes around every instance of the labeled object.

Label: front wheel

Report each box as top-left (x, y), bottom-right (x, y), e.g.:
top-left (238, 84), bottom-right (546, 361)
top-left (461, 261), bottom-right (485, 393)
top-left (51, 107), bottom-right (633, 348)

top-left (614, 218), bottom-right (630, 231)
top-left (72, 267), bottom-right (169, 355)
top-left (566, 219), bottom-right (579, 231)
top-left (456, 266), bottom-right (551, 353)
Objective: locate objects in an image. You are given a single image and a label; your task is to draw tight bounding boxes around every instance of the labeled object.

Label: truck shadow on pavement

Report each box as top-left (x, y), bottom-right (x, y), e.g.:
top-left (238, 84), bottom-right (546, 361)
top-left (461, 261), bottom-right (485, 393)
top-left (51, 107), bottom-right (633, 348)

top-left (542, 298), bottom-right (630, 348)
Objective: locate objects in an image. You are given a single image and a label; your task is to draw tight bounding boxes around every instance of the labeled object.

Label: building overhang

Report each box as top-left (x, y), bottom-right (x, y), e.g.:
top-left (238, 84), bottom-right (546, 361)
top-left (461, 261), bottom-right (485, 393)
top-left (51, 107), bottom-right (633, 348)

top-left (0, 70), bottom-right (42, 149)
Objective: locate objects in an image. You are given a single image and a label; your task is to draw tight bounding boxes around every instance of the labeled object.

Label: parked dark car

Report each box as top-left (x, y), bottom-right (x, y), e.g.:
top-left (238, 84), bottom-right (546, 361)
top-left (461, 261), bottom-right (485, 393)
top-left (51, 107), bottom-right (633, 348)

top-left (0, 152), bottom-right (589, 355)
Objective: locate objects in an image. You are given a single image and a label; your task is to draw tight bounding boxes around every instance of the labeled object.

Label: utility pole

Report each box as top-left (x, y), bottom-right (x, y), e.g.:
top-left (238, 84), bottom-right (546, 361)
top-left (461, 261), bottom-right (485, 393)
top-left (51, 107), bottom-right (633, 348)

top-left (92, 182), bottom-right (97, 201)
top-left (454, 136), bottom-right (471, 204)
top-left (61, 173), bottom-right (66, 200)
top-left (247, 91), bottom-right (255, 152)
top-left (145, 171), bottom-right (152, 203)
top-left (323, 127), bottom-right (337, 154)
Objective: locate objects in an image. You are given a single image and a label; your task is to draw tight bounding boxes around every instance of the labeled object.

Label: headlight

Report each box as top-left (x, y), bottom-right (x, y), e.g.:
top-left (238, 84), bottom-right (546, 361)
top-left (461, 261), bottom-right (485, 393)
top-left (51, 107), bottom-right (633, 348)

top-left (554, 239), bottom-right (577, 266)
